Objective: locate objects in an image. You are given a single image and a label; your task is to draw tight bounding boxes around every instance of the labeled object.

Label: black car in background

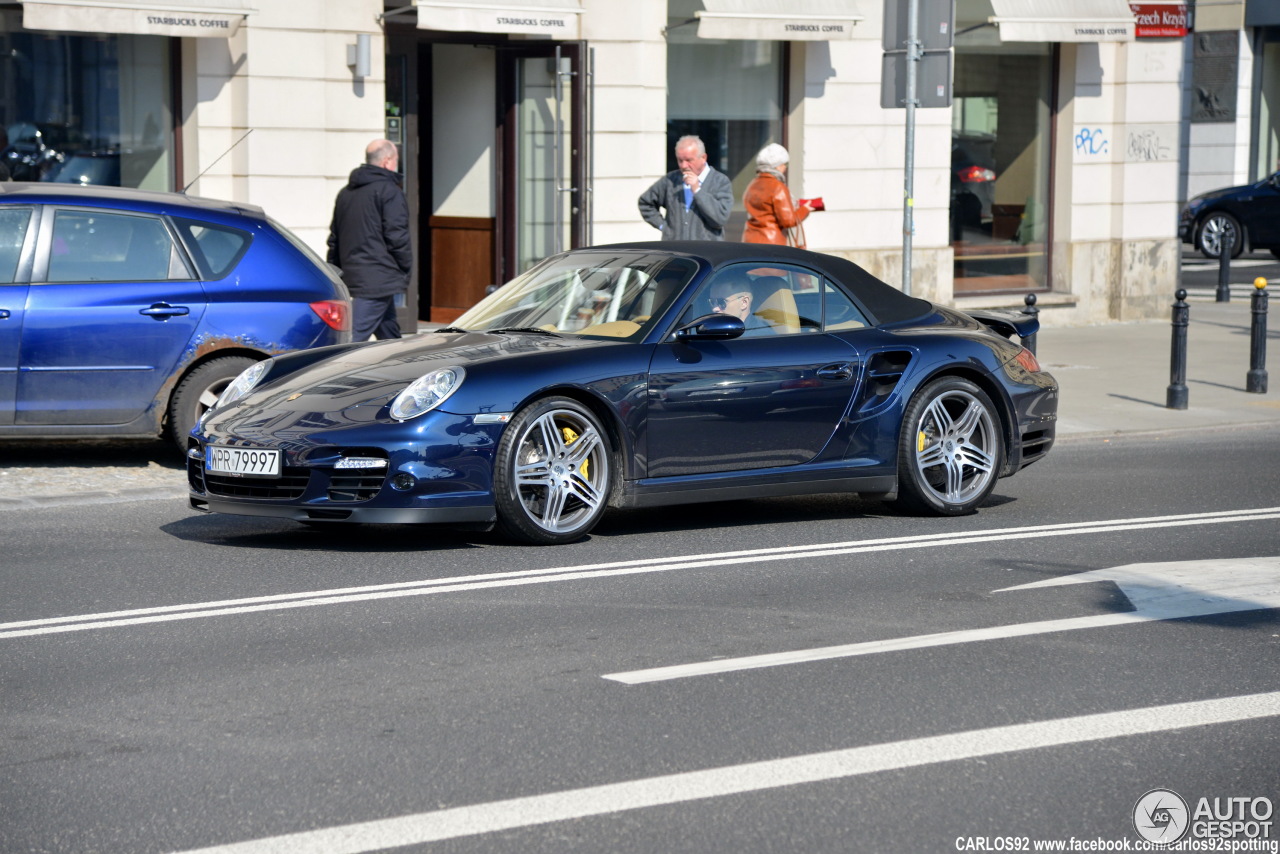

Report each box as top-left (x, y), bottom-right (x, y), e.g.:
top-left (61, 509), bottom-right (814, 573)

top-left (1179, 171), bottom-right (1280, 259)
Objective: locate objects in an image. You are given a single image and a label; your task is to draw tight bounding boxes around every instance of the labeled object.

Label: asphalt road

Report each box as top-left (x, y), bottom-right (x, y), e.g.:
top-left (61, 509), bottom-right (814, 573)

top-left (3, 426), bottom-right (1279, 854)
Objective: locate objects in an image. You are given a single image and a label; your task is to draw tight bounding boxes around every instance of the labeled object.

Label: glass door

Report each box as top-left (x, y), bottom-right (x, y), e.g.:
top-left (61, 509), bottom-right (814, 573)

top-left (500, 43), bottom-right (589, 281)
top-left (951, 40), bottom-right (1054, 294)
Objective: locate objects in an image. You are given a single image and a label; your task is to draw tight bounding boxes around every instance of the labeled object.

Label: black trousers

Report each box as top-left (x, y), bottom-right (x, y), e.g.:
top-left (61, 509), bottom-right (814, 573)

top-left (352, 295), bottom-right (401, 341)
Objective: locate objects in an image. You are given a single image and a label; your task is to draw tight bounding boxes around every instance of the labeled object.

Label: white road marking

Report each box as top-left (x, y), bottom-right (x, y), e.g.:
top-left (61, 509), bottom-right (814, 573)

top-left (996, 557), bottom-right (1280, 616)
top-left (605, 556), bottom-right (1280, 684)
top-left (4, 508), bottom-right (1279, 640)
top-left (172, 691), bottom-right (1280, 854)
top-left (1181, 258), bottom-right (1273, 269)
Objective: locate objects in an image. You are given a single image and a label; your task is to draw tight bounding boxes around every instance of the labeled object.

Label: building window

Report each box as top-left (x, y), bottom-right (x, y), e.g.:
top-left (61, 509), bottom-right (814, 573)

top-left (0, 23), bottom-right (173, 190)
top-left (1254, 28), bottom-right (1280, 180)
top-left (951, 40), bottom-right (1053, 294)
top-left (666, 0), bottom-right (784, 217)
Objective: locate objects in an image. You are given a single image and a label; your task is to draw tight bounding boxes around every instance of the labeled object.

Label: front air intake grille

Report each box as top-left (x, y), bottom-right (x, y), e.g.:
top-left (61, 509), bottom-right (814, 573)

top-left (327, 473), bottom-right (385, 503)
top-left (187, 456), bottom-right (206, 494)
top-left (1019, 430), bottom-right (1053, 465)
top-left (204, 467), bottom-right (311, 500)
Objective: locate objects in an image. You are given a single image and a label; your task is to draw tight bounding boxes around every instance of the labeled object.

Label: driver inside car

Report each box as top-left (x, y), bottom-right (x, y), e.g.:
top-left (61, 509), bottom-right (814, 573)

top-left (705, 271), bottom-right (772, 335)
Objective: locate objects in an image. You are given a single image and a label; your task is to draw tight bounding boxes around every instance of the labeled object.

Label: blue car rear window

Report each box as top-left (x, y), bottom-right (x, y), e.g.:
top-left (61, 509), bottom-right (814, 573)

top-left (171, 216), bottom-right (252, 279)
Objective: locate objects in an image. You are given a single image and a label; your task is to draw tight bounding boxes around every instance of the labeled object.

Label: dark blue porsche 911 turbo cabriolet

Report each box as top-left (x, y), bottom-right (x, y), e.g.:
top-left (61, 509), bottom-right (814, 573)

top-left (187, 241), bottom-right (1057, 544)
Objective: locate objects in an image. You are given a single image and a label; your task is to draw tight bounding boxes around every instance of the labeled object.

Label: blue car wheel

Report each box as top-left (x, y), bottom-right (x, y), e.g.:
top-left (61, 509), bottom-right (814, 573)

top-left (167, 356), bottom-right (260, 450)
top-left (493, 397), bottom-right (613, 545)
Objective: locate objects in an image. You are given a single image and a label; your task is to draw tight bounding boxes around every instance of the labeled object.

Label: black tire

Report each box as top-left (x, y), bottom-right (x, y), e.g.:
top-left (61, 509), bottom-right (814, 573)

top-left (893, 376), bottom-right (1003, 516)
top-left (493, 396), bottom-right (612, 545)
top-left (167, 356), bottom-right (259, 450)
top-left (1196, 212), bottom-right (1244, 259)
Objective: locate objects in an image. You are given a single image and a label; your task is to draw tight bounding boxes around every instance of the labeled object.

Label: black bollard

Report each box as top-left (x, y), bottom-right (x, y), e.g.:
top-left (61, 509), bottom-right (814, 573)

top-left (1216, 229), bottom-right (1233, 302)
top-left (1167, 288), bottom-right (1189, 410)
top-left (1247, 277), bottom-right (1269, 394)
top-left (1020, 293), bottom-right (1039, 355)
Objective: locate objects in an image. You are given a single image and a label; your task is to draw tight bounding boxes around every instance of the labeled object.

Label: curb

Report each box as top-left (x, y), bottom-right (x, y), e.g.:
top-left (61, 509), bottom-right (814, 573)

top-left (1054, 420), bottom-right (1280, 444)
top-left (0, 486), bottom-right (188, 511)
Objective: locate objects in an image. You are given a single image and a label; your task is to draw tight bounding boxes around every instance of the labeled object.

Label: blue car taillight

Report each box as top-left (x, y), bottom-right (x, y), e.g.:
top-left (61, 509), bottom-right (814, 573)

top-left (310, 300), bottom-right (351, 332)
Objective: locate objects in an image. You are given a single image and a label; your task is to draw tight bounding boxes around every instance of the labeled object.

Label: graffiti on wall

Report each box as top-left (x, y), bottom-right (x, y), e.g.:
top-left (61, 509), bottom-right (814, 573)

top-left (1073, 125), bottom-right (1175, 162)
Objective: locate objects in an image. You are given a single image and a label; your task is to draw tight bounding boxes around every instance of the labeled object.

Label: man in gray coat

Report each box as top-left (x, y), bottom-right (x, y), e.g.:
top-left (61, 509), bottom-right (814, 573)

top-left (638, 135), bottom-right (733, 241)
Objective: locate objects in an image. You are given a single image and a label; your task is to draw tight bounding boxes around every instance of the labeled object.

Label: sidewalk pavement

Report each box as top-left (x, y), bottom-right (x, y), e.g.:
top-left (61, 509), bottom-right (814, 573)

top-left (0, 290), bottom-right (1276, 507)
top-left (1036, 290), bottom-right (1279, 439)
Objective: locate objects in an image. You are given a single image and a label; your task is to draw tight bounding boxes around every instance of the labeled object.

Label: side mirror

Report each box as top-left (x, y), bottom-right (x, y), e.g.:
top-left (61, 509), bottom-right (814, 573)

top-left (485, 284), bottom-right (500, 295)
top-left (675, 313), bottom-right (745, 341)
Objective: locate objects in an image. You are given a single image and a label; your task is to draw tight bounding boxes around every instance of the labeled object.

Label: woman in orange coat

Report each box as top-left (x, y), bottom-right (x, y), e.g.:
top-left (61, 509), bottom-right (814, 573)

top-left (742, 143), bottom-right (810, 247)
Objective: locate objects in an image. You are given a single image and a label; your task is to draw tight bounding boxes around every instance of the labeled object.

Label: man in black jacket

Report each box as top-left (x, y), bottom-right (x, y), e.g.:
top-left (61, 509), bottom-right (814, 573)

top-left (327, 139), bottom-right (413, 340)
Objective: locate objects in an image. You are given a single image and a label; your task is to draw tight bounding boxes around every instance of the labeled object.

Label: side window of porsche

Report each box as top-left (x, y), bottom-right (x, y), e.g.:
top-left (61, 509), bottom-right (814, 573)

top-left (822, 280), bottom-right (869, 331)
top-left (746, 266), bottom-right (823, 334)
top-left (0, 207), bottom-right (32, 284)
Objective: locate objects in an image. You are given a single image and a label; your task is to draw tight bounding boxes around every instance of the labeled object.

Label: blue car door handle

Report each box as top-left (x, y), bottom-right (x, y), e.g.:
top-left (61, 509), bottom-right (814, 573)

top-left (140, 303), bottom-right (190, 319)
top-left (817, 362), bottom-right (854, 381)
top-left (0, 309), bottom-right (9, 319)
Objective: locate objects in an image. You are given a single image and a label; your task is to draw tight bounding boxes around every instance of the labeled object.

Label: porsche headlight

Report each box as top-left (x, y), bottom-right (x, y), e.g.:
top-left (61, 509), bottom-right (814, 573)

top-left (216, 359), bottom-right (270, 409)
top-left (390, 367), bottom-right (465, 421)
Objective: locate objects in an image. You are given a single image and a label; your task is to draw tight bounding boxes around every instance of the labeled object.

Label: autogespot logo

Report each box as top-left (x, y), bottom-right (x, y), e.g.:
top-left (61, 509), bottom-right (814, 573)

top-left (1134, 788), bottom-right (1191, 843)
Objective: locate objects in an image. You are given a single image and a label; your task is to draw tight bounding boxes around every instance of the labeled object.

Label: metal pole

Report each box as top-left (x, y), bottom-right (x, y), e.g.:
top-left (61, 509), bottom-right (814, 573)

top-left (553, 45), bottom-right (563, 255)
top-left (586, 46), bottom-right (595, 246)
top-left (1166, 288), bottom-right (1189, 410)
top-left (1020, 293), bottom-right (1039, 355)
top-left (1247, 277), bottom-right (1269, 394)
top-left (901, 0), bottom-right (919, 297)
top-left (1215, 229), bottom-right (1232, 302)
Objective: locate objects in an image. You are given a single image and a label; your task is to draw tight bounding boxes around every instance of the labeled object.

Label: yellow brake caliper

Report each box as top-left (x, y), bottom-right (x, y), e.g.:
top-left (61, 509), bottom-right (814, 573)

top-left (561, 426), bottom-right (587, 480)
top-left (918, 430), bottom-right (927, 453)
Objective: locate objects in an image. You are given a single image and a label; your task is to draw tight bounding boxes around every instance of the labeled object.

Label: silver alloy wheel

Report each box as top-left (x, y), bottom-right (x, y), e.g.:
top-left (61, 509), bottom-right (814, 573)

top-left (911, 388), bottom-right (998, 506)
top-left (511, 407), bottom-right (609, 535)
top-left (1199, 212), bottom-right (1240, 258)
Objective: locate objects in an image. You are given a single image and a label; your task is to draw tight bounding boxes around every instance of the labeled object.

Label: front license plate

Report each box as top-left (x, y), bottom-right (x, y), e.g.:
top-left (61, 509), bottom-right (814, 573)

top-left (206, 445), bottom-right (281, 477)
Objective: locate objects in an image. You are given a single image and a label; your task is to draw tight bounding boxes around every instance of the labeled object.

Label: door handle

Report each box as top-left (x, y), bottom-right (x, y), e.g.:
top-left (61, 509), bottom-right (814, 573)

top-left (817, 362), bottom-right (854, 381)
top-left (140, 303), bottom-right (190, 319)
top-left (0, 309), bottom-right (9, 319)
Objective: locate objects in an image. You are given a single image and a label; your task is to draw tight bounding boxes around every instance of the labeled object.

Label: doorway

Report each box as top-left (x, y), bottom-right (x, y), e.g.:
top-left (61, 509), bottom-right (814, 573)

top-left (386, 32), bottom-right (590, 327)
top-left (499, 42), bottom-right (590, 281)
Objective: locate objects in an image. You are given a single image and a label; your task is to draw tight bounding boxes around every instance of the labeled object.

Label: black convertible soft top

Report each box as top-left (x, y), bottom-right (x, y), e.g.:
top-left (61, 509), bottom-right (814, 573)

top-left (594, 240), bottom-right (933, 326)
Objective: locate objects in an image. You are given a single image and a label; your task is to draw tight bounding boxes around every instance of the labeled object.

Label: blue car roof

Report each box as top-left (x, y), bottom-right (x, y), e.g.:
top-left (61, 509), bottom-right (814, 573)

top-left (0, 181), bottom-right (267, 221)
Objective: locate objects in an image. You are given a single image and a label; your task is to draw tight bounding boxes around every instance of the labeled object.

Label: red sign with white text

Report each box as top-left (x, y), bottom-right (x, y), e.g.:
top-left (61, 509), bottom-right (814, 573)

top-left (1129, 3), bottom-right (1190, 38)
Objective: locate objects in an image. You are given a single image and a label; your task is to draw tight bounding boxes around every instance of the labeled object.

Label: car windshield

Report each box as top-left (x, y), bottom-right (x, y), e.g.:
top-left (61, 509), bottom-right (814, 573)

top-left (451, 251), bottom-right (698, 340)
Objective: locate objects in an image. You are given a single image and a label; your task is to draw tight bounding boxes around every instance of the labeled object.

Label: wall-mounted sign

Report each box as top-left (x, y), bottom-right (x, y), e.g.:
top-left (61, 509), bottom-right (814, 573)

top-left (1191, 31), bottom-right (1239, 123)
top-left (1129, 2), bottom-right (1189, 38)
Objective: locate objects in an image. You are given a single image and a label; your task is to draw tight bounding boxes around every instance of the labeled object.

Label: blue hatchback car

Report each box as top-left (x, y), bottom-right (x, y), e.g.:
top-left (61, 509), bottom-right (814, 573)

top-left (0, 183), bottom-right (351, 449)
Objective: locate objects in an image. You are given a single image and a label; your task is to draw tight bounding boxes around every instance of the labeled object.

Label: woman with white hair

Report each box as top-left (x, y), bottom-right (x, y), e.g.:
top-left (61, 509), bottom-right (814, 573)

top-left (742, 143), bottom-right (810, 247)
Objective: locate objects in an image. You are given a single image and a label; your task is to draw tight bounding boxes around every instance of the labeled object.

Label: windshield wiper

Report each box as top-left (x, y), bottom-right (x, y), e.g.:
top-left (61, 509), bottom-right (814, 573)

top-left (488, 326), bottom-right (562, 337)
top-left (432, 326), bottom-right (469, 334)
